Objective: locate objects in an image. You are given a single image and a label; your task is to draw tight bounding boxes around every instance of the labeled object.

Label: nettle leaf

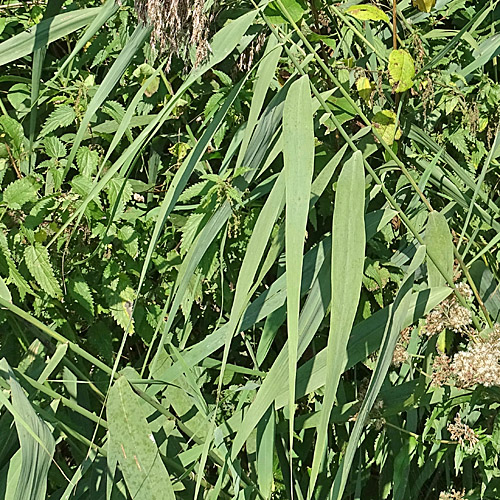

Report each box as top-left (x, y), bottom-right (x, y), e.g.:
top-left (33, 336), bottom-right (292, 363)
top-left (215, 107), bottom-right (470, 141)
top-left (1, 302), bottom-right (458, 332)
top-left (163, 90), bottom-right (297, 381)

top-left (106, 278), bottom-right (135, 334)
top-left (68, 277), bottom-right (94, 316)
top-left (0, 231), bottom-right (33, 300)
top-left (44, 136), bottom-right (66, 159)
top-left (413, 0), bottom-right (436, 13)
top-left (372, 110), bottom-right (402, 145)
top-left (388, 49), bottom-right (415, 93)
top-left (77, 146), bottom-right (99, 177)
top-left (24, 243), bottom-right (62, 299)
top-left (106, 177), bottom-right (133, 218)
top-left (40, 105), bottom-right (76, 137)
top-left (3, 177), bottom-right (40, 210)
top-left (346, 4), bottom-right (389, 22)
top-left (117, 225), bottom-right (139, 258)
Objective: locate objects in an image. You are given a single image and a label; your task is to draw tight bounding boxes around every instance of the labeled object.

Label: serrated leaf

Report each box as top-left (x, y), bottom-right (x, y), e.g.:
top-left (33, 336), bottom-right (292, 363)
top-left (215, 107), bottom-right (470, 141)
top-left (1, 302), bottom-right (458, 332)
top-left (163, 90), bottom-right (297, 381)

top-left (106, 281), bottom-right (135, 334)
top-left (372, 110), bottom-right (402, 145)
top-left (117, 225), bottom-right (139, 258)
top-left (44, 136), bottom-right (66, 159)
top-left (413, 0), bottom-right (436, 12)
top-left (346, 4), bottom-right (389, 22)
top-left (3, 177), bottom-right (39, 209)
top-left (106, 177), bottom-right (133, 219)
top-left (0, 236), bottom-right (33, 300)
top-left (24, 243), bottom-right (62, 299)
top-left (76, 146), bottom-right (99, 177)
top-left (40, 105), bottom-right (76, 137)
top-left (68, 277), bottom-right (94, 316)
top-left (389, 49), bottom-right (415, 93)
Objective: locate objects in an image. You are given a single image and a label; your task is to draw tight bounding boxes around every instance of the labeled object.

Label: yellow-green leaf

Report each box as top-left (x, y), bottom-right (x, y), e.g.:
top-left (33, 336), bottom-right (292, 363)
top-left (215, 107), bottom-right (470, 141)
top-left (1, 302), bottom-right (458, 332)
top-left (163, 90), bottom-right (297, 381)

top-left (413, 0), bottom-right (436, 13)
top-left (356, 76), bottom-right (375, 102)
top-left (346, 4), bottom-right (389, 22)
top-left (388, 49), bottom-right (415, 93)
top-left (372, 110), bottom-right (402, 145)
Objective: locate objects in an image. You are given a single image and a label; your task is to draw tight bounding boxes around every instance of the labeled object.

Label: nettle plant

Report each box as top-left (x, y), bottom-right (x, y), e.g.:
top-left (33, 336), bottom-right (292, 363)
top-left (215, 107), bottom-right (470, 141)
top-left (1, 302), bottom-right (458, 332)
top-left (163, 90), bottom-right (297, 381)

top-left (0, 0), bottom-right (499, 498)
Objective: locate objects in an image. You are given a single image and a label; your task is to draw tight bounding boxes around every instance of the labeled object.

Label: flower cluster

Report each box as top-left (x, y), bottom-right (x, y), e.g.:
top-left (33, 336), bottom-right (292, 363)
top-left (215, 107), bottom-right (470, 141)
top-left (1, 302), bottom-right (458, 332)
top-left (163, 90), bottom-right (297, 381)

top-left (392, 327), bottom-right (411, 366)
top-left (447, 414), bottom-right (479, 449)
top-left (439, 489), bottom-right (466, 500)
top-left (423, 285), bottom-right (472, 337)
top-left (431, 352), bottom-right (453, 387)
top-left (451, 336), bottom-right (500, 388)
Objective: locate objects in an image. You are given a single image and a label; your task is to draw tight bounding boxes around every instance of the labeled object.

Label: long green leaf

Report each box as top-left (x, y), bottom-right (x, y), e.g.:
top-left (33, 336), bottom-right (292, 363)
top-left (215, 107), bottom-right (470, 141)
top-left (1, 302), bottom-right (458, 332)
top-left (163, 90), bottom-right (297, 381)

top-left (0, 8), bottom-right (100, 67)
top-left (283, 74), bottom-right (314, 488)
top-left (308, 150), bottom-right (366, 497)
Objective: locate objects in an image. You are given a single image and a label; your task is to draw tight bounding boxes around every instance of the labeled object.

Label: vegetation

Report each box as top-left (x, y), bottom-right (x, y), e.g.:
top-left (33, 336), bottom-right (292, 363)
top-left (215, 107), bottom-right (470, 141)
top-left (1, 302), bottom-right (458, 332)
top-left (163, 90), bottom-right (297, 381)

top-left (0, 0), bottom-right (499, 498)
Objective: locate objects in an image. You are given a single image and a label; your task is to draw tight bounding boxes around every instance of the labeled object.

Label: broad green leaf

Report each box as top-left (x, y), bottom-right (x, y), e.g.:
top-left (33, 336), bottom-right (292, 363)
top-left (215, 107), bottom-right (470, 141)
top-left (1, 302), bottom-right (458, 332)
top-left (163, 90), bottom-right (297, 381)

top-left (283, 75), bottom-right (314, 473)
top-left (346, 4), bottom-right (389, 22)
top-left (425, 212), bottom-right (453, 287)
top-left (388, 49), bottom-right (415, 93)
top-left (3, 177), bottom-right (39, 210)
top-left (265, 0), bottom-right (307, 24)
top-left (24, 243), bottom-right (62, 299)
top-left (0, 8), bottom-right (100, 67)
top-left (308, 151), bottom-right (365, 497)
top-left (356, 76), bottom-right (375, 102)
top-left (107, 376), bottom-right (175, 500)
top-left (372, 110), bottom-right (402, 145)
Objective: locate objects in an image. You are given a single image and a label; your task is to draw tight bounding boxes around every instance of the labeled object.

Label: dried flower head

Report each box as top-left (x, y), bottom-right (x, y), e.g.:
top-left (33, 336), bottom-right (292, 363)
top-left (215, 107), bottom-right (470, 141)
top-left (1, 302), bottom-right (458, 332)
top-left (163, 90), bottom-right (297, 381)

top-left (439, 489), bottom-right (466, 500)
top-left (431, 353), bottom-right (453, 387)
top-left (423, 289), bottom-right (472, 337)
top-left (447, 414), bottom-right (478, 449)
top-left (451, 336), bottom-right (500, 388)
top-left (134, 0), bottom-right (212, 69)
top-left (392, 327), bottom-right (411, 366)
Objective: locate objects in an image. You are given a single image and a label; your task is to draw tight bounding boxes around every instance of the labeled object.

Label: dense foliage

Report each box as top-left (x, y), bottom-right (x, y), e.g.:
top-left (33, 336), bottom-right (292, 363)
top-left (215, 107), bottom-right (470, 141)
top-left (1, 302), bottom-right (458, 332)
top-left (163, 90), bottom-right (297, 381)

top-left (0, 0), bottom-right (499, 498)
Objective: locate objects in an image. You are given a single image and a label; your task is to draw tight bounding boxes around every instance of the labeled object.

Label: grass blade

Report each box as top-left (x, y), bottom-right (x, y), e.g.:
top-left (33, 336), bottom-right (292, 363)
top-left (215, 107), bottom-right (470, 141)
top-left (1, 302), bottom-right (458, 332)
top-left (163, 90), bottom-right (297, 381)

top-left (308, 151), bottom-right (365, 498)
top-left (283, 75), bottom-right (314, 490)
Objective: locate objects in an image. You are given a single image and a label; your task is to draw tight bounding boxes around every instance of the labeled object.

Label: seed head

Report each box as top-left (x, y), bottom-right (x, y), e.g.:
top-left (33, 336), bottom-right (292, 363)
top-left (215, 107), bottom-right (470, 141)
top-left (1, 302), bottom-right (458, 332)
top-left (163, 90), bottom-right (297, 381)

top-left (134, 0), bottom-right (212, 69)
top-left (451, 336), bottom-right (500, 388)
top-left (447, 414), bottom-right (478, 449)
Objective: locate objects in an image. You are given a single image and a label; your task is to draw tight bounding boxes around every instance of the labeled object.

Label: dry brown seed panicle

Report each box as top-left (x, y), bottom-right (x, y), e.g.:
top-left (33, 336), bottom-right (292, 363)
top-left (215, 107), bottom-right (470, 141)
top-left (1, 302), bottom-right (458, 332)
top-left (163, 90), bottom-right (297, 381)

top-left (431, 353), bottom-right (453, 387)
top-left (134, 0), bottom-right (211, 69)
